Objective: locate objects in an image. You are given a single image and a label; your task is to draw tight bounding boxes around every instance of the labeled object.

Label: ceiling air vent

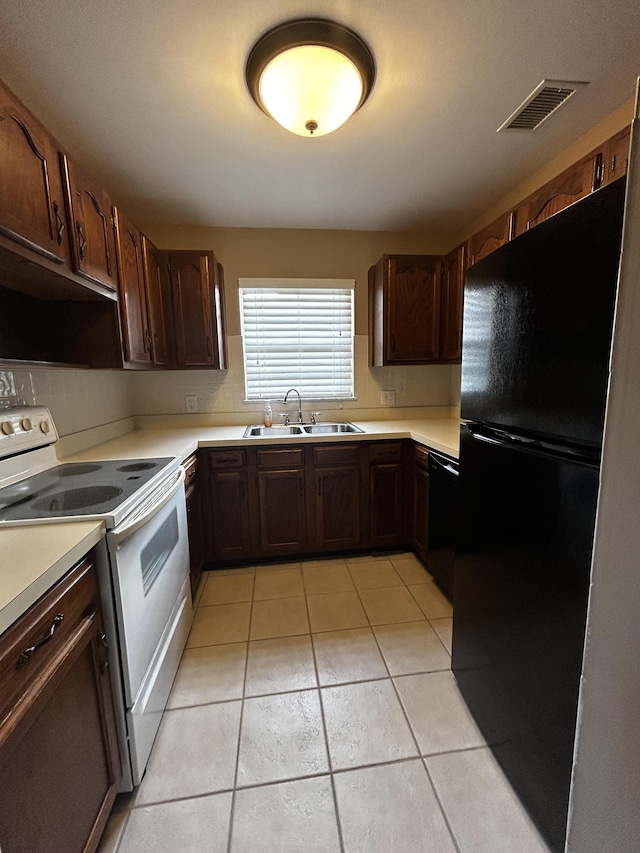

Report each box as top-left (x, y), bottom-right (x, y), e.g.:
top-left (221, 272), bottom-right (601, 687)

top-left (497, 79), bottom-right (588, 132)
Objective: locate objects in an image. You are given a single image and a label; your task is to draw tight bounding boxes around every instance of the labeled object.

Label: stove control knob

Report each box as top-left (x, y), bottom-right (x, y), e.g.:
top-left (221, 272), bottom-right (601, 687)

top-left (39, 420), bottom-right (51, 434)
top-left (21, 418), bottom-right (33, 431)
top-left (1, 421), bottom-right (15, 435)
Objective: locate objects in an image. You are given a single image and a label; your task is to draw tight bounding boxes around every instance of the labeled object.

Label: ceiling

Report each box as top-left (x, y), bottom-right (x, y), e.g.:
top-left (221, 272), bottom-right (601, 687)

top-left (1, 0), bottom-right (639, 237)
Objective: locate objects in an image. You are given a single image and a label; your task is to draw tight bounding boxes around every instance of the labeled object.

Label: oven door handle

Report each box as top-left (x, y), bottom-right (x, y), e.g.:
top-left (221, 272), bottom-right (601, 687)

top-left (112, 467), bottom-right (185, 547)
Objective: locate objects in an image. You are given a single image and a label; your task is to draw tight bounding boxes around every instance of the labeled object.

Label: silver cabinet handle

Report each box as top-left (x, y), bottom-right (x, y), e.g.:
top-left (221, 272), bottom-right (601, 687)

top-left (17, 614), bottom-right (64, 668)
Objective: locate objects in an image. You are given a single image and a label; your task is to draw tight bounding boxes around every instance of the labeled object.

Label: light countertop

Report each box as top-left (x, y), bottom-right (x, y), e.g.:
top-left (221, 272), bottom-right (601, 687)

top-left (1, 416), bottom-right (459, 636)
top-left (0, 520), bottom-right (105, 635)
top-left (59, 417), bottom-right (460, 465)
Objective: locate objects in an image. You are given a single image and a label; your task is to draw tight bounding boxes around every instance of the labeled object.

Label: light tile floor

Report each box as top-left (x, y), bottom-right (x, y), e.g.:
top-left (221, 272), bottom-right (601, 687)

top-left (99, 552), bottom-right (551, 853)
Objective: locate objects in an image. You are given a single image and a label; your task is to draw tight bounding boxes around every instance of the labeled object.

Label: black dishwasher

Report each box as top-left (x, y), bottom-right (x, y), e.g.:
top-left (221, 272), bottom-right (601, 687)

top-left (427, 450), bottom-right (459, 600)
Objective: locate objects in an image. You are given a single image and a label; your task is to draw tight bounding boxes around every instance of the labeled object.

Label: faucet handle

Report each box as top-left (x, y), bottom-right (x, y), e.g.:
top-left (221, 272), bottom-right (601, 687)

top-left (278, 412), bottom-right (290, 426)
top-left (310, 412), bottom-right (322, 425)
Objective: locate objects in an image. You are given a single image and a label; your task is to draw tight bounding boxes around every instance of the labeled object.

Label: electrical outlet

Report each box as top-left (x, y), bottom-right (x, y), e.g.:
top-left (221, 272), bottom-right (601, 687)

top-left (380, 390), bottom-right (395, 406)
top-left (185, 395), bottom-right (198, 413)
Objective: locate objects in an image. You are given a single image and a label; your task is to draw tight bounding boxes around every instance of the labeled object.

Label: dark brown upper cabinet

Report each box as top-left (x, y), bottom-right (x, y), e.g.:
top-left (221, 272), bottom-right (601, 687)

top-left (0, 83), bottom-right (68, 267)
top-left (113, 208), bottom-right (152, 366)
top-left (369, 254), bottom-right (442, 365)
top-left (142, 236), bottom-right (172, 366)
top-left (167, 250), bottom-right (227, 369)
top-left (604, 125), bottom-right (631, 186)
top-left (213, 260), bottom-right (228, 370)
top-left (60, 155), bottom-right (118, 293)
top-left (512, 152), bottom-right (597, 238)
top-left (440, 243), bottom-right (465, 363)
top-left (466, 212), bottom-right (513, 268)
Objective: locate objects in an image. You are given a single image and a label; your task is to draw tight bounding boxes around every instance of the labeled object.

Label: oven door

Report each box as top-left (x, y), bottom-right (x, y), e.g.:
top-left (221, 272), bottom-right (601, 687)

top-left (107, 468), bottom-right (191, 707)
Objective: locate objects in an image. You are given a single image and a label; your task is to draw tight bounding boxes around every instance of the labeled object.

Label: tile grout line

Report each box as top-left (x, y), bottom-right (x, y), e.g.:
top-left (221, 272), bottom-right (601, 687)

top-left (353, 571), bottom-right (463, 853)
top-left (302, 560), bottom-right (346, 853)
top-left (225, 567), bottom-right (256, 853)
top-left (422, 758), bottom-right (465, 853)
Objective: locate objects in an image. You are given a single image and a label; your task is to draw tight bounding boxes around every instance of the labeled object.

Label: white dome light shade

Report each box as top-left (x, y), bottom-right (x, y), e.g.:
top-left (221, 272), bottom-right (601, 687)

top-left (259, 46), bottom-right (363, 137)
top-left (245, 19), bottom-right (375, 139)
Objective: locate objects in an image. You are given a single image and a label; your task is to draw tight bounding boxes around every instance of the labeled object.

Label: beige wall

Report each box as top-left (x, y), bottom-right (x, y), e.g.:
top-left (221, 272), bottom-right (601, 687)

top-left (453, 98), bottom-right (635, 247)
top-left (143, 225), bottom-right (452, 337)
top-left (9, 103), bottom-right (631, 433)
top-left (131, 225), bottom-right (459, 420)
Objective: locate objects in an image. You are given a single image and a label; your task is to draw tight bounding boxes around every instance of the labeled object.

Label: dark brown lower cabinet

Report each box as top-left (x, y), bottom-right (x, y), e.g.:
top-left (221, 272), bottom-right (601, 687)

top-left (204, 439), bottom-right (419, 564)
top-left (412, 446), bottom-right (430, 563)
top-left (0, 555), bottom-right (120, 853)
top-left (258, 468), bottom-right (306, 555)
top-left (368, 441), bottom-right (407, 549)
top-left (184, 453), bottom-right (205, 596)
top-left (310, 444), bottom-right (361, 552)
top-left (313, 465), bottom-right (361, 551)
top-left (208, 468), bottom-right (253, 561)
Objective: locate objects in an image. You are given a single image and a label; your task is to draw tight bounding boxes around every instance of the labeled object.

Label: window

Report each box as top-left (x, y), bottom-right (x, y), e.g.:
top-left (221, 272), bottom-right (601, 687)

top-left (240, 278), bottom-right (355, 401)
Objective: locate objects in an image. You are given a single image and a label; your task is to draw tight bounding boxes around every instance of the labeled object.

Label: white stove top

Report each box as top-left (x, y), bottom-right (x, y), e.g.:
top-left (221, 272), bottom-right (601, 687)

top-left (0, 406), bottom-right (180, 529)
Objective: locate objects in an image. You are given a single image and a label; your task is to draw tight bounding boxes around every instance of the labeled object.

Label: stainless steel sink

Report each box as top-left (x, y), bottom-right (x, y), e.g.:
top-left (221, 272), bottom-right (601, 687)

top-left (243, 422), bottom-right (363, 437)
top-left (302, 422), bottom-right (364, 434)
top-left (243, 425), bottom-right (304, 437)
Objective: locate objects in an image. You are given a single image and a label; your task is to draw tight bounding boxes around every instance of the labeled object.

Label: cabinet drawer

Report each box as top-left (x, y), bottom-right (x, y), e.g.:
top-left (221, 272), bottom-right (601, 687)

top-left (415, 444), bottom-right (429, 470)
top-left (183, 453), bottom-right (198, 484)
top-left (313, 443), bottom-right (360, 466)
top-left (369, 441), bottom-right (403, 462)
top-left (208, 449), bottom-right (246, 469)
top-left (0, 555), bottom-right (98, 725)
top-left (258, 447), bottom-right (304, 469)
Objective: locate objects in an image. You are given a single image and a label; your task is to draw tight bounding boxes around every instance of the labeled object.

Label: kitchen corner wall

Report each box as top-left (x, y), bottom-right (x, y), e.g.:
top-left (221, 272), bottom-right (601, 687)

top-left (0, 368), bottom-right (131, 437)
top-left (134, 224), bottom-right (460, 419)
top-left (3, 227), bottom-right (461, 435)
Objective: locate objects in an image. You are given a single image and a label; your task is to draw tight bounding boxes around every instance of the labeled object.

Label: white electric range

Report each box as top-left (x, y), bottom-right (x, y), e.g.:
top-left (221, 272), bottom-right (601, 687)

top-left (0, 406), bottom-right (193, 790)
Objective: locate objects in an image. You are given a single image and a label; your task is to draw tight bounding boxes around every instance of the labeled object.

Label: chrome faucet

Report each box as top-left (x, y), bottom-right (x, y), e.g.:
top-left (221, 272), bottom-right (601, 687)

top-left (283, 388), bottom-right (303, 423)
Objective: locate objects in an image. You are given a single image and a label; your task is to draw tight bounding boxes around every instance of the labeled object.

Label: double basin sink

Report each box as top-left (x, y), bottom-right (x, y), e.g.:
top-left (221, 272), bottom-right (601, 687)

top-left (244, 422), bottom-right (364, 438)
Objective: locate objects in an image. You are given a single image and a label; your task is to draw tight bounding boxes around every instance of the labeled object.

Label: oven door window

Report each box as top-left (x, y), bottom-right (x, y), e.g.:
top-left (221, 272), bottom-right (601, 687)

top-left (140, 507), bottom-right (179, 595)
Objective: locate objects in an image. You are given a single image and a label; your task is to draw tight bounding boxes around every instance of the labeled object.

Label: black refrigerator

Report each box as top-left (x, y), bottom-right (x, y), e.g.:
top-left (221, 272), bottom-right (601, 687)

top-left (451, 177), bottom-right (626, 853)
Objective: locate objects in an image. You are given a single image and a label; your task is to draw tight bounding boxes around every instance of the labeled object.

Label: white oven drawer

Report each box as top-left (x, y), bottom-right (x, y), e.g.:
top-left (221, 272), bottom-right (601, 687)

top-left (127, 579), bottom-right (192, 786)
top-left (107, 478), bottom-right (191, 706)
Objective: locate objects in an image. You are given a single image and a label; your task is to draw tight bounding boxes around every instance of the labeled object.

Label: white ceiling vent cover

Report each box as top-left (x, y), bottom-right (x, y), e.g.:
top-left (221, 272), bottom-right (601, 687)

top-left (497, 79), bottom-right (589, 132)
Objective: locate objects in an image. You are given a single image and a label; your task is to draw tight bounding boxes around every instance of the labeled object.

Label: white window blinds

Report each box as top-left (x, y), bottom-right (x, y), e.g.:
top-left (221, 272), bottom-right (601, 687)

top-left (240, 279), bottom-right (355, 400)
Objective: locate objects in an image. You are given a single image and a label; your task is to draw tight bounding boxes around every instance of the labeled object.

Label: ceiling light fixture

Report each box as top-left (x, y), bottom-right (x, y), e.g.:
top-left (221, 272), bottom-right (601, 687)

top-left (245, 19), bottom-right (376, 138)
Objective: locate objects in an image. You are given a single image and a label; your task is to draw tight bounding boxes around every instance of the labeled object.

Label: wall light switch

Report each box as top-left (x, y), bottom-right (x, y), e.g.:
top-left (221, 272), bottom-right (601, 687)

top-left (185, 395), bottom-right (198, 413)
top-left (381, 390), bottom-right (395, 406)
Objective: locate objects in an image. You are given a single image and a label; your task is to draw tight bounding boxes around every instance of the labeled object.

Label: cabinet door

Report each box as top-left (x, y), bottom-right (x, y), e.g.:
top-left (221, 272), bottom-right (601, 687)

top-left (466, 212), bottom-right (513, 268)
top-left (313, 466), bottom-right (361, 551)
top-left (0, 86), bottom-right (68, 264)
top-left (385, 255), bottom-right (442, 363)
top-left (113, 209), bottom-right (151, 364)
top-left (605, 125), bottom-right (631, 185)
top-left (208, 469), bottom-right (254, 561)
top-left (440, 243), bottom-right (465, 362)
top-left (258, 469), bottom-right (306, 556)
top-left (370, 462), bottom-right (405, 549)
top-left (413, 461), bottom-right (429, 563)
top-left (213, 261), bottom-right (228, 370)
top-left (61, 155), bottom-right (118, 292)
top-left (0, 559), bottom-right (120, 853)
top-left (170, 252), bottom-right (216, 367)
top-left (512, 155), bottom-right (596, 237)
top-left (143, 238), bottom-right (172, 366)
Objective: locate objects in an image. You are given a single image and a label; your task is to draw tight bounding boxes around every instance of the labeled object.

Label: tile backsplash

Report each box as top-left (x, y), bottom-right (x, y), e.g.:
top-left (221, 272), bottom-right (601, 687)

top-left (127, 336), bottom-right (458, 420)
top-left (4, 368), bottom-right (131, 436)
top-left (3, 337), bottom-right (459, 437)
